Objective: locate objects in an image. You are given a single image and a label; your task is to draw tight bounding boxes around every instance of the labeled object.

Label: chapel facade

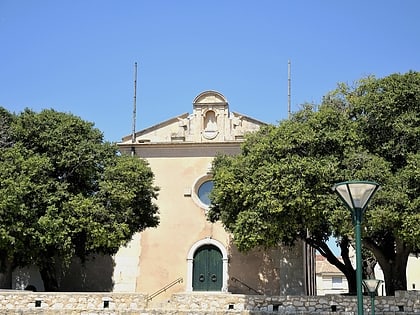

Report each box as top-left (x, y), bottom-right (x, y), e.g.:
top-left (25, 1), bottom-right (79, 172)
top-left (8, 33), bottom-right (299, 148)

top-left (114, 90), bottom-right (314, 300)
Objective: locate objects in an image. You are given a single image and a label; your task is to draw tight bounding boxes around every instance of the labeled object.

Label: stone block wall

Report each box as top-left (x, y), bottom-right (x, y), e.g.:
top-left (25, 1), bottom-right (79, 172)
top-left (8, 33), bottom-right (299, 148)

top-left (0, 291), bottom-right (147, 313)
top-left (0, 290), bottom-right (419, 314)
top-left (168, 291), bottom-right (420, 313)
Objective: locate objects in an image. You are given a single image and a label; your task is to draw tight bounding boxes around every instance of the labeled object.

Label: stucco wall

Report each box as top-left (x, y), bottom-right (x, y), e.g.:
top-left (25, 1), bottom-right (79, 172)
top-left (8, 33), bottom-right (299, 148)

top-left (228, 242), bottom-right (306, 296)
top-left (13, 254), bottom-right (115, 292)
top-left (135, 156), bottom-right (225, 300)
top-left (128, 155), bottom-right (306, 301)
top-left (112, 90), bottom-right (307, 301)
top-left (406, 255), bottom-right (420, 291)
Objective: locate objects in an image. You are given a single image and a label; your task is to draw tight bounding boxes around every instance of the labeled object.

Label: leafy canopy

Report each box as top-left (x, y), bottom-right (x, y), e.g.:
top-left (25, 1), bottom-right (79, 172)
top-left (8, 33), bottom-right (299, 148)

top-left (0, 108), bottom-right (159, 290)
top-left (208, 71), bottom-right (420, 295)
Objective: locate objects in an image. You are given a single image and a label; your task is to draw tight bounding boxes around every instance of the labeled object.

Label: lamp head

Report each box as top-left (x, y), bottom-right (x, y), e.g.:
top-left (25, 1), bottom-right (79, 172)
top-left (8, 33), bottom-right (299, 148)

top-left (363, 279), bottom-right (383, 293)
top-left (332, 181), bottom-right (380, 211)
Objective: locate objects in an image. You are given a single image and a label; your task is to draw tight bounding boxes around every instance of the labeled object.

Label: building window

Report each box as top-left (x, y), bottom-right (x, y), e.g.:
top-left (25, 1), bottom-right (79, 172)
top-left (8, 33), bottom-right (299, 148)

top-left (198, 180), bottom-right (214, 206)
top-left (192, 174), bottom-right (214, 210)
top-left (332, 277), bottom-right (343, 289)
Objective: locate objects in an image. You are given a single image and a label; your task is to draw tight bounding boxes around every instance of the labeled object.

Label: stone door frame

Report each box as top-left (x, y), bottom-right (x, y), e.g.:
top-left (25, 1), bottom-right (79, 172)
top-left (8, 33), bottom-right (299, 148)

top-left (186, 237), bottom-right (228, 292)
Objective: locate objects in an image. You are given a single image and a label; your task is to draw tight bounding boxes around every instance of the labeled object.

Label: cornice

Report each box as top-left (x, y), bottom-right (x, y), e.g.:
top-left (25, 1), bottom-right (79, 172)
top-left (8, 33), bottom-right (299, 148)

top-left (118, 141), bottom-right (242, 158)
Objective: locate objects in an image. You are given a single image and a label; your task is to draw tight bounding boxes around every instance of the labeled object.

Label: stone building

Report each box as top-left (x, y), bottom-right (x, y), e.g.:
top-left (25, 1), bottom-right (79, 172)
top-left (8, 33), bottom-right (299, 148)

top-left (315, 254), bottom-right (348, 295)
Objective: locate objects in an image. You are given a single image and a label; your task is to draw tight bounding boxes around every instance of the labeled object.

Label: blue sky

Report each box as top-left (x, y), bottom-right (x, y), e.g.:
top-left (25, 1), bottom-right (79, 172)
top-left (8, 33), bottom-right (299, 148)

top-left (1, 1), bottom-right (419, 144)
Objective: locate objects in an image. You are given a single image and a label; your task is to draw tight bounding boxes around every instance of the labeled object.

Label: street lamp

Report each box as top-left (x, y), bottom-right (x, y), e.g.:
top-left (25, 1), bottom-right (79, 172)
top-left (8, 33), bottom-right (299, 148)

top-left (332, 181), bottom-right (380, 315)
top-left (363, 279), bottom-right (383, 315)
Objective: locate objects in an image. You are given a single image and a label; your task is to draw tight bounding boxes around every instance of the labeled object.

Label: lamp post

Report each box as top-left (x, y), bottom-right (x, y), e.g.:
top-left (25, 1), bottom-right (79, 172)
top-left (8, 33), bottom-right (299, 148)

top-left (332, 181), bottom-right (380, 315)
top-left (363, 279), bottom-right (383, 315)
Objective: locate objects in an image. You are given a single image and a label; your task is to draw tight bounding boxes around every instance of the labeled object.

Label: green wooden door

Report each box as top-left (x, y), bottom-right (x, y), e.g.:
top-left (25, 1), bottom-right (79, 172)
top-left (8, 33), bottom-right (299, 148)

top-left (193, 245), bottom-right (222, 291)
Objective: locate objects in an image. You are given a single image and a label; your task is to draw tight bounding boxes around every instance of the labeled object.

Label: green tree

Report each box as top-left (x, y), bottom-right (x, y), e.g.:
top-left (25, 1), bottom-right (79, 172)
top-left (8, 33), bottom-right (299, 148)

top-left (0, 108), bottom-right (159, 291)
top-left (0, 107), bottom-right (14, 148)
top-left (338, 71), bottom-right (420, 295)
top-left (0, 108), bottom-right (21, 287)
top-left (208, 71), bottom-right (420, 295)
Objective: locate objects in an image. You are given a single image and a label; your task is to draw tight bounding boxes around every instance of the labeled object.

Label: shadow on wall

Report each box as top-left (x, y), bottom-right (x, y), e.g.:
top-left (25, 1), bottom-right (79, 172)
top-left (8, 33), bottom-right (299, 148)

top-left (228, 240), bottom-right (305, 296)
top-left (59, 254), bottom-right (114, 291)
top-left (277, 243), bottom-right (306, 295)
top-left (13, 254), bottom-right (115, 292)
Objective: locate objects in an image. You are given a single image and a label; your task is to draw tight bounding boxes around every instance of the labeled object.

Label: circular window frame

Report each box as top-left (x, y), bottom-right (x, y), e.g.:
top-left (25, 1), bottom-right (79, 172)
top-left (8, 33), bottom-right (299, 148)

top-left (192, 174), bottom-right (214, 210)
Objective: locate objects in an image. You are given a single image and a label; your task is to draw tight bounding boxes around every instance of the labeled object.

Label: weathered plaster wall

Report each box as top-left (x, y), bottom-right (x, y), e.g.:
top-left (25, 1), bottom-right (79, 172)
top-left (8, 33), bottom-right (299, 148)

top-left (135, 156), bottom-right (228, 300)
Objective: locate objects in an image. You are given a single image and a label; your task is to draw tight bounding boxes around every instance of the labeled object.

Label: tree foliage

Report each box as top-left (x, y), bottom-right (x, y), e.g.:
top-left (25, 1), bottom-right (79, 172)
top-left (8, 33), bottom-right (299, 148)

top-left (0, 108), bottom-right (159, 291)
top-left (208, 71), bottom-right (420, 295)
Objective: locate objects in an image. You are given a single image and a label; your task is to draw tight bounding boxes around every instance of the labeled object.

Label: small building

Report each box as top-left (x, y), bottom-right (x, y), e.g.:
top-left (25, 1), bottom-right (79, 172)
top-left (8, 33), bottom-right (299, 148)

top-left (316, 254), bottom-right (348, 295)
top-left (115, 90), bottom-right (313, 300)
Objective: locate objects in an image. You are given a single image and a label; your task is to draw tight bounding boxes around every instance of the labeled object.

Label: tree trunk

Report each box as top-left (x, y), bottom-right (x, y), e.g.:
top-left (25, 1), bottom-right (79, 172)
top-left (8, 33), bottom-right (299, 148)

top-left (340, 264), bottom-right (357, 295)
top-left (377, 253), bottom-right (408, 295)
top-left (364, 237), bottom-right (410, 295)
top-left (39, 263), bottom-right (59, 291)
top-left (337, 236), bottom-right (357, 294)
top-left (383, 262), bottom-right (407, 295)
top-left (306, 236), bottom-right (357, 294)
top-left (0, 257), bottom-right (13, 289)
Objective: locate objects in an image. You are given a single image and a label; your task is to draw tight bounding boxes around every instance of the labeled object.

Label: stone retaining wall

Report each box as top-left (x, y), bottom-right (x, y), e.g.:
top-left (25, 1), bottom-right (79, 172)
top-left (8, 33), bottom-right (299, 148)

top-left (169, 291), bottom-right (420, 313)
top-left (0, 291), bottom-right (147, 313)
top-left (0, 290), bottom-right (419, 314)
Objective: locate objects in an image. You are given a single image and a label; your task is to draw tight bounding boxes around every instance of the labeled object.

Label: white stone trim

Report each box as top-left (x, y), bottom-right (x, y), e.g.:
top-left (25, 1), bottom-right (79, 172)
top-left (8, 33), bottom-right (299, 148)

top-left (186, 238), bottom-right (229, 292)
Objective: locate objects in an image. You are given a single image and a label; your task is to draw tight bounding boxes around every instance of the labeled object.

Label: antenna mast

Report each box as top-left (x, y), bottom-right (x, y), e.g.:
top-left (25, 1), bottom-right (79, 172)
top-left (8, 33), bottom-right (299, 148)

top-left (132, 62), bottom-right (138, 144)
top-left (288, 60), bottom-right (291, 119)
top-left (131, 62), bottom-right (138, 156)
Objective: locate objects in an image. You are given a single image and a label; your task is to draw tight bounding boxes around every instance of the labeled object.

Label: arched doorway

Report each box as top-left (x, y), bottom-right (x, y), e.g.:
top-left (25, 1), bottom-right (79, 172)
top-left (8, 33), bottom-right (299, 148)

top-left (186, 238), bottom-right (228, 292)
top-left (193, 245), bottom-right (222, 291)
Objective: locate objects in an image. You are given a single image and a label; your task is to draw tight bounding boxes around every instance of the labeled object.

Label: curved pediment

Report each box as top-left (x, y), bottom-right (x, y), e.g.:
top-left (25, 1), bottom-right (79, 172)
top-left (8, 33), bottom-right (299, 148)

top-left (193, 90), bottom-right (228, 106)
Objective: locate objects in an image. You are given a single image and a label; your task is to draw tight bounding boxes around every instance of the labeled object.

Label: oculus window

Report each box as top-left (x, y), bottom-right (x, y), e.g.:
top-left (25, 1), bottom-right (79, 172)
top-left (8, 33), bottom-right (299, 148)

top-left (197, 180), bottom-right (214, 206)
top-left (192, 174), bottom-right (214, 210)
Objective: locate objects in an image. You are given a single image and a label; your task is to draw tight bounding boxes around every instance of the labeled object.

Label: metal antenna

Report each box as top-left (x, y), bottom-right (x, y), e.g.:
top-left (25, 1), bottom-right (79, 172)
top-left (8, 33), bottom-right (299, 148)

top-left (288, 60), bottom-right (291, 119)
top-left (132, 62), bottom-right (138, 144)
top-left (131, 62), bottom-right (138, 156)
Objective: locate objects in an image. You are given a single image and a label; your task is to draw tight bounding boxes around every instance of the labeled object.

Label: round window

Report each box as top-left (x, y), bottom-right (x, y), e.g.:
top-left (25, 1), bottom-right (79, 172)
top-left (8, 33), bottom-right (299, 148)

top-left (197, 180), bottom-right (214, 206)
